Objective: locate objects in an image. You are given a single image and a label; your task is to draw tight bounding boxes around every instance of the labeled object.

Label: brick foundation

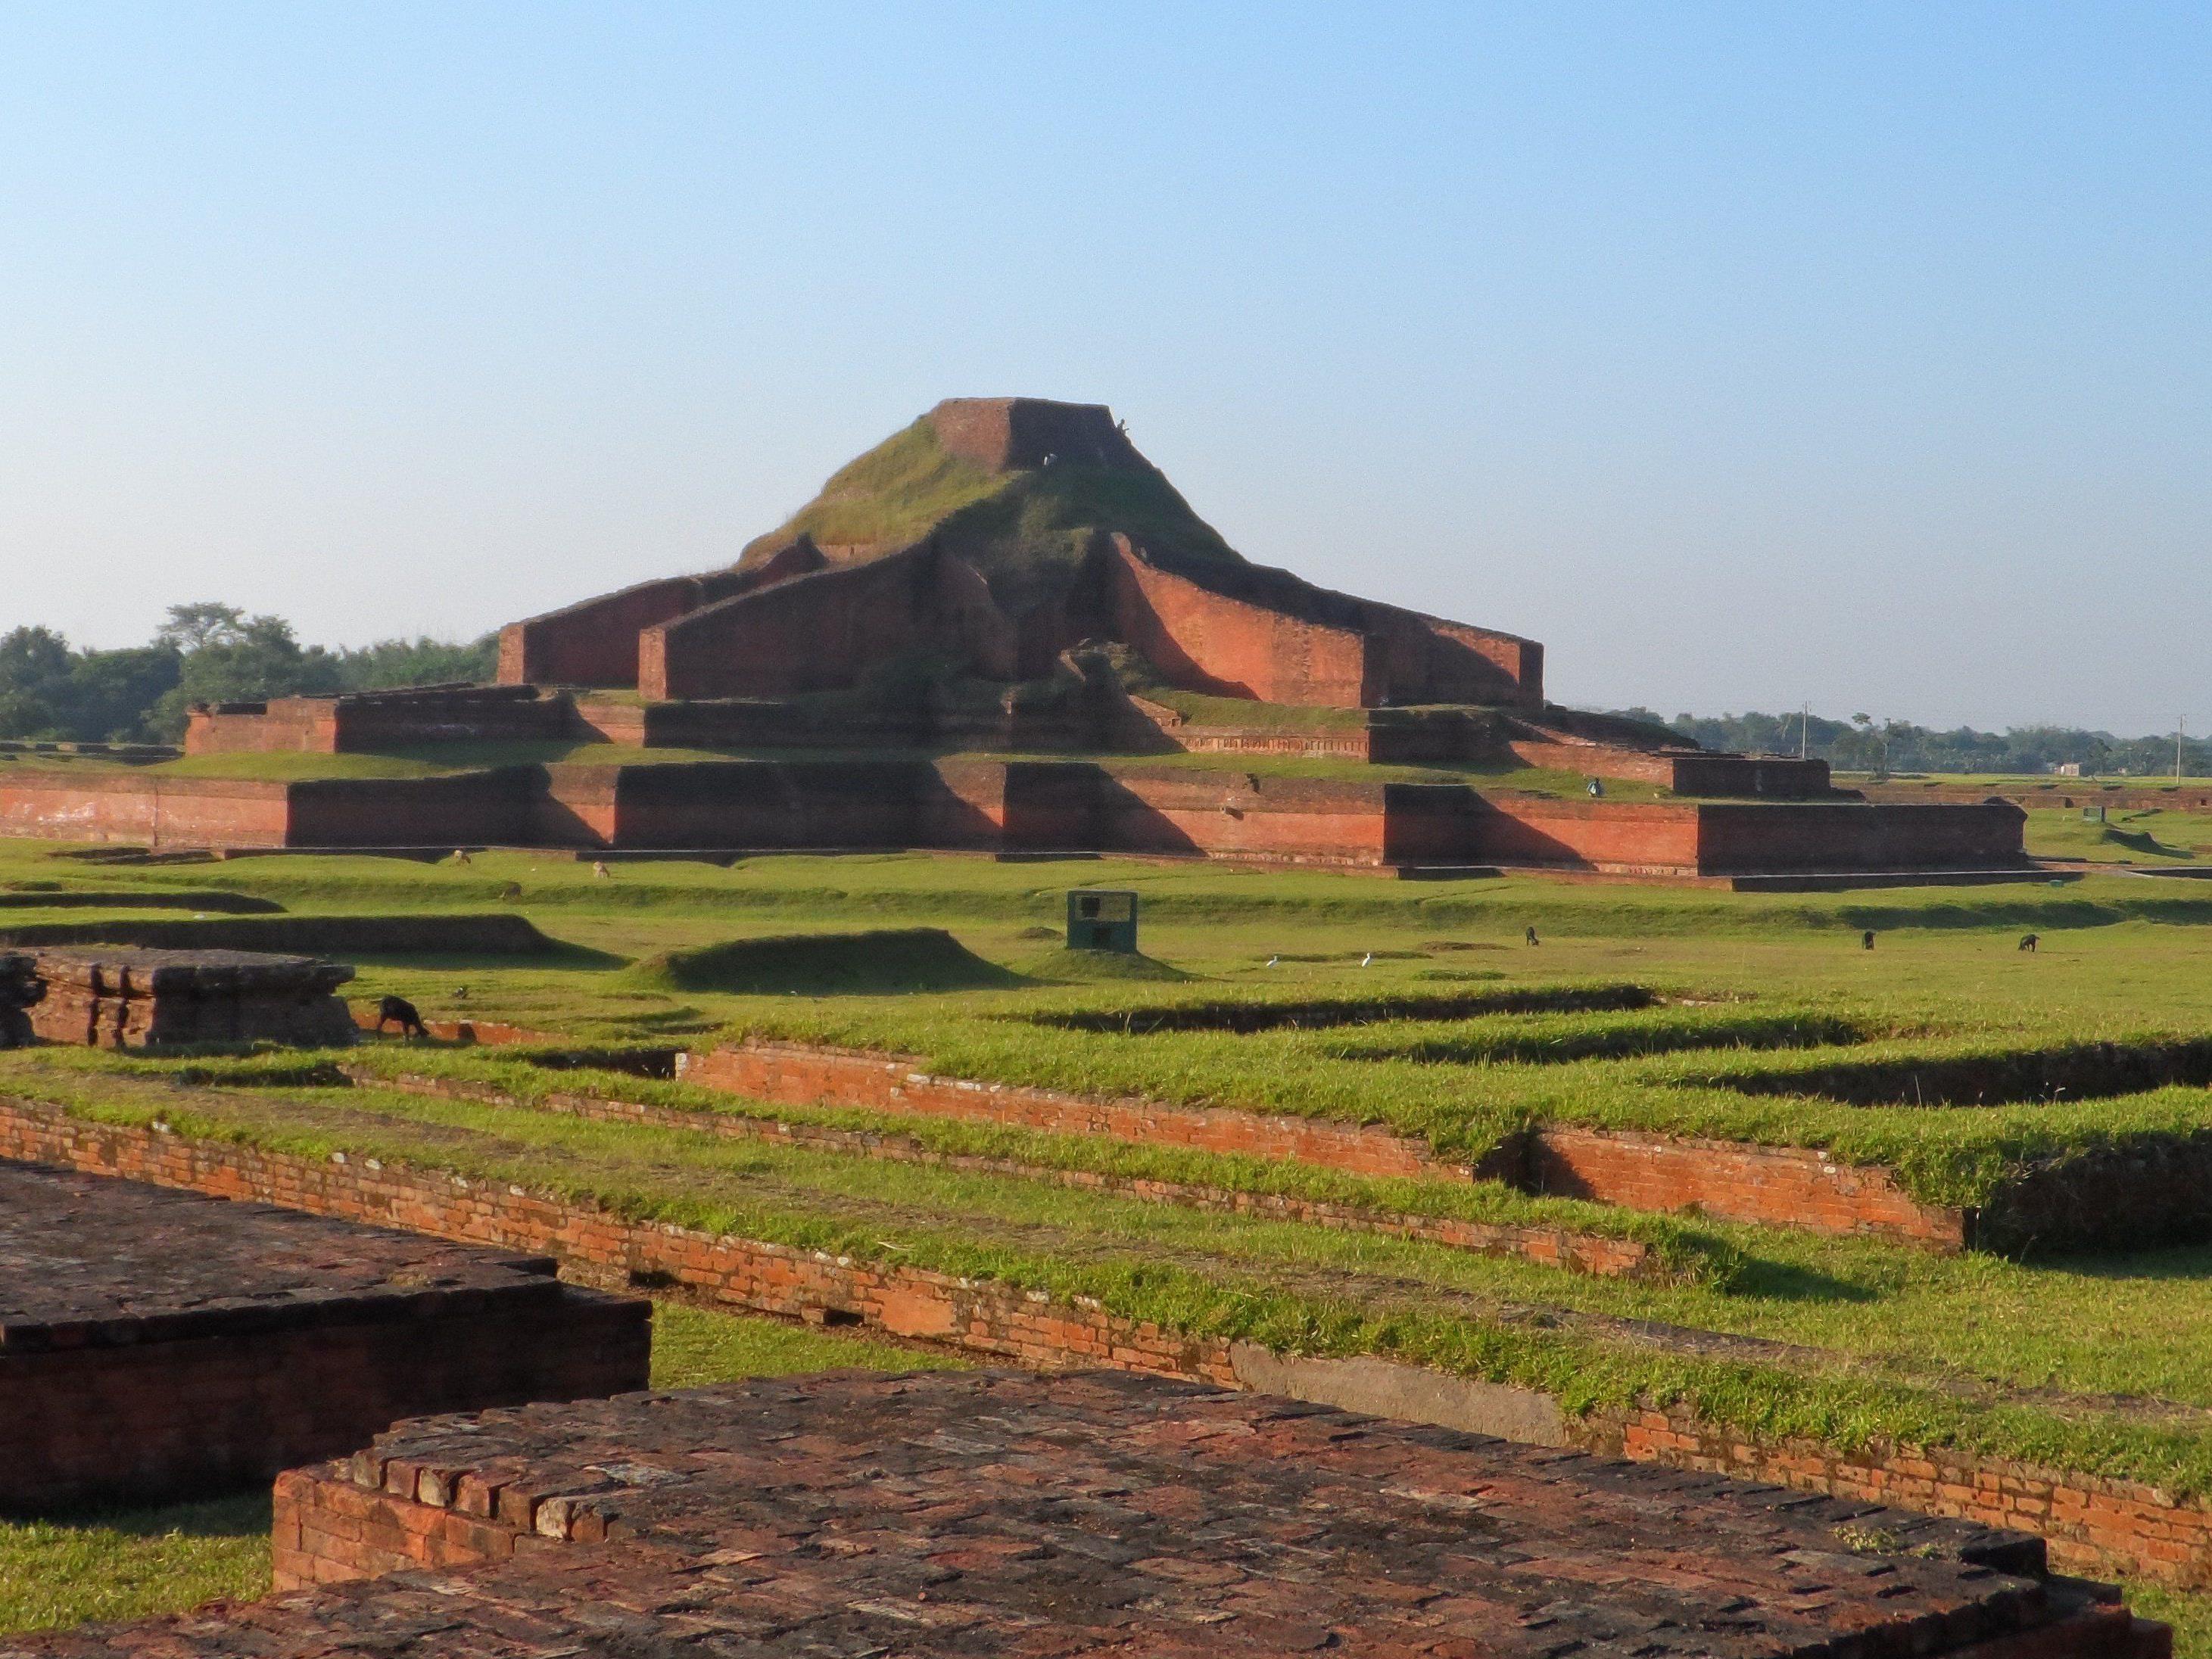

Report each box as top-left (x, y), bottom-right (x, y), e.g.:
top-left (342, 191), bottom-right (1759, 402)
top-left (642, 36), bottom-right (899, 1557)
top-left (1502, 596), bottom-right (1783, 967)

top-left (28, 948), bottom-right (358, 1049)
top-left (241, 1371), bottom-right (2161, 1659)
top-left (0, 752), bottom-right (2027, 875)
top-left (0, 1091), bottom-right (2203, 1587)
top-left (0, 1159), bottom-right (649, 1511)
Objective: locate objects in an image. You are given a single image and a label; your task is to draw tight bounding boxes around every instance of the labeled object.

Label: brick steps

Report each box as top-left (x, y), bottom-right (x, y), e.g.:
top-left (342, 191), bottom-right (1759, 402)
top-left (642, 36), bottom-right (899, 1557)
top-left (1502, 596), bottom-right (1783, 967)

top-left (338, 1065), bottom-right (1674, 1281)
top-left (0, 1089), bottom-right (2203, 1588)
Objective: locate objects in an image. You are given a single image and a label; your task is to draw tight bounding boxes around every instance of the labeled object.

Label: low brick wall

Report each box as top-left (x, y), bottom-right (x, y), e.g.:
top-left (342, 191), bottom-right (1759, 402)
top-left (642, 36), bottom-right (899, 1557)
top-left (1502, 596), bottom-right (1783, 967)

top-left (344, 1066), bottom-right (1667, 1280)
top-left (679, 1041), bottom-right (1456, 1179)
top-left (1, 1285), bottom-right (644, 1514)
top-left (1607, 1406), bottom-right (2212, 1590)
top-left (1523, 1125), bottom-right (1966, 1250)
top-left (679, 1040), bottom-right (1967, 1247)
top-left (0, 1091), bottom-right (2202, 1586)
top-left (0, 1091), bottom-right (1232, 1393)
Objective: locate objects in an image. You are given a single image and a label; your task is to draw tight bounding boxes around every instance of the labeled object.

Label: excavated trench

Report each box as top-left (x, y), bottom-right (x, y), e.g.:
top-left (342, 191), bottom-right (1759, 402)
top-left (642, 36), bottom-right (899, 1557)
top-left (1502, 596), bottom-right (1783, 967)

top-left (1709, 1038), bottom-right (2212, 1107)
top-left (1030, 983), bottom-right (1657, 1035)
top-left (1317, 1012), bottom-right (1872, 1068)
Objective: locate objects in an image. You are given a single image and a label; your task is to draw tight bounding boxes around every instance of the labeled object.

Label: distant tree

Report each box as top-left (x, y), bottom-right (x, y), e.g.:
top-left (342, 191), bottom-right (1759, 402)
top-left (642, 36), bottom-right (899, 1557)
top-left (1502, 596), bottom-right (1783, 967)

top-left (335, 635), bottom-right (498, 691)
top-left (0, 627), bottom-right (74, 739)
top-left (153, 602), bottom-right (254, 655)
top-left (146, 605), bottom-right (342, 739)
top-left (67, 647), bottom-right (182, 742)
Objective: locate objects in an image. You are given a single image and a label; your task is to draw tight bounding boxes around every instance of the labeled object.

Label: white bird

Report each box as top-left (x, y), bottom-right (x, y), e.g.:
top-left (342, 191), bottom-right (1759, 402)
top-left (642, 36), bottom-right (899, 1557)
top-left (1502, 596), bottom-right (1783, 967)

top-left (1266, 956), bottom-right (1279, 967)
top-left (1361, 952), bottom-right (1373, 967)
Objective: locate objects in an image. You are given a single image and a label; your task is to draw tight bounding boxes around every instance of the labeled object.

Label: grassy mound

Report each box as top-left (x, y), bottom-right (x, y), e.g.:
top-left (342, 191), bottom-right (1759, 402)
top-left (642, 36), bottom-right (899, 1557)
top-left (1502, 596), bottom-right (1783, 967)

top-left (625, 928), bottom-right (1025, 996)
top-left (0, 913), bottom-right (567, 957)
top-left (739, 415), bottom-right (1240, 618)
top-left (1017, 948), bottom-right (1192, 984)
top-left (0, 890), bottom-right (281, 914)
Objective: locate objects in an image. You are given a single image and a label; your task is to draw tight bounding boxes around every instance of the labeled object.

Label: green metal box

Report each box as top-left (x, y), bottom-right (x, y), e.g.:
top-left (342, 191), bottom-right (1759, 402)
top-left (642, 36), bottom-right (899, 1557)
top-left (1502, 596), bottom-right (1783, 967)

top-left (1067, 889), bottom-right (1139, 954)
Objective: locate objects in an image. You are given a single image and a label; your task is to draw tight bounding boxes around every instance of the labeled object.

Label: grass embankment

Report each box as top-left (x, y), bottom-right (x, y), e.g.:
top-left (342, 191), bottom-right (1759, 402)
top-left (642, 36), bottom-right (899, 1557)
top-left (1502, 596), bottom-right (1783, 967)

top-left (2024, 807), bottom-right (2212, 865)
top-left (17, 1057), bottom-right (2212, 1505)
top-left (12, 839), bottom-right (2212, 1640)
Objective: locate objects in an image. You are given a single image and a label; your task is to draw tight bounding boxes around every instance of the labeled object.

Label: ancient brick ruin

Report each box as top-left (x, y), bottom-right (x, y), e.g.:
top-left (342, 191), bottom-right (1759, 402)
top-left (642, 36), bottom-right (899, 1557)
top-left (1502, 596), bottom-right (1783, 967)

top-left (0, 1161), bottom-right (650, 1511)
top-left (497, 398), bottom-right (1544, 710)
top-left (25, 948), bottom-right (357, 1048)
top-left (11, 397), bottom-right (2034, 876)
top-left (2, 1369), bottom-right (2148, 1657)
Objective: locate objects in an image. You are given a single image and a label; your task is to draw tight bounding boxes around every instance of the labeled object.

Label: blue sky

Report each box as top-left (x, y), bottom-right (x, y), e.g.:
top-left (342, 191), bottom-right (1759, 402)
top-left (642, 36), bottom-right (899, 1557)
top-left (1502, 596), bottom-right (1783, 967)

top-left (2, 3), bottom-right (2204, 732)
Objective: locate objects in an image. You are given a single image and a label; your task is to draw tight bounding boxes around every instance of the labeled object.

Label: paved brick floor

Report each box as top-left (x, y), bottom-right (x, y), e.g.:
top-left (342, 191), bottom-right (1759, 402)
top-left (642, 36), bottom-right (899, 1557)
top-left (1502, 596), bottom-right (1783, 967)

top-left (14, 1369), bottom-right (2164, 1657)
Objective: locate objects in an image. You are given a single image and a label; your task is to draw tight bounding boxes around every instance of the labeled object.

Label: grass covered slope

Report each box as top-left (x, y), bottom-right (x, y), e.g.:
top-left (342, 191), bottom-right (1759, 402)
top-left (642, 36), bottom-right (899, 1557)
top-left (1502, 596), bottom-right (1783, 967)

top-left (626, 927), bottom-right (1024, 995)
top-left (737, 410), bottom-right (1241, 618)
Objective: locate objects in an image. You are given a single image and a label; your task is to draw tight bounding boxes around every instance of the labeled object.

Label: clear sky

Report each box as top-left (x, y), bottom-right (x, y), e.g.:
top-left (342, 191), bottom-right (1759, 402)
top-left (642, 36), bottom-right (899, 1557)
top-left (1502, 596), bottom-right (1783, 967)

top-left (2, 3), bottom-right (2204, 733)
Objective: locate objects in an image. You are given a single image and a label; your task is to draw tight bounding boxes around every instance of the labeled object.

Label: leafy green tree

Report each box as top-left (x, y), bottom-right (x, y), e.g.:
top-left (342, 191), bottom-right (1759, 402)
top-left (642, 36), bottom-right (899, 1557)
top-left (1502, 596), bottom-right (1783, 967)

top-left (335, 635), bottom-right (498, 690)
top-left (145, 605), bottom-right (342, 739)
top-left (67, 647), bottom-right (182, 742)
top-left (0, 627), bottom-right (73, 739)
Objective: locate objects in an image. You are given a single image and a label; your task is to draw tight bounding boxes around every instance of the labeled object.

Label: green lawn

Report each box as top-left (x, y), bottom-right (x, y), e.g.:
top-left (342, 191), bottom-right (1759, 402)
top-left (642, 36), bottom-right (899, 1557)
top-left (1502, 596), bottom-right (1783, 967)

top-left (13, 838), bottom-right (2212, 1644)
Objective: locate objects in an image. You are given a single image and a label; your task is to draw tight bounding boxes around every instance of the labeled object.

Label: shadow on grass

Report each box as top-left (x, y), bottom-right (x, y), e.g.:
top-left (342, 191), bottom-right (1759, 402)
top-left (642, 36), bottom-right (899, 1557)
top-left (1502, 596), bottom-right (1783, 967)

top-left (5, 1490), bottom-right (271, 1539)
top-left (624, 927), bottom-right (1030, 997)
top-left (1721, 1258), bottom-right (1881, 1305)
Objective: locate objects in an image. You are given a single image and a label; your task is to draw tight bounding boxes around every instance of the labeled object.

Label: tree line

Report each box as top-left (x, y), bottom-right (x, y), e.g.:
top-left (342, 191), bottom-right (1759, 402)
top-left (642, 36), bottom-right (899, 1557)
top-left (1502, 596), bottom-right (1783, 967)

top-left (1610, 706), bottom-right (2211, 779)
top-left (0, 605), bottom-right (495, 745)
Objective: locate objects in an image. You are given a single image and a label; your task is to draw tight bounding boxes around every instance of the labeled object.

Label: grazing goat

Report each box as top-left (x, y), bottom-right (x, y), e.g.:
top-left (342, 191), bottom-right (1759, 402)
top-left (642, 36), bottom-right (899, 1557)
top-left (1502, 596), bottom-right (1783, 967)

top-left (375, 995), bottom-right (427, 1039)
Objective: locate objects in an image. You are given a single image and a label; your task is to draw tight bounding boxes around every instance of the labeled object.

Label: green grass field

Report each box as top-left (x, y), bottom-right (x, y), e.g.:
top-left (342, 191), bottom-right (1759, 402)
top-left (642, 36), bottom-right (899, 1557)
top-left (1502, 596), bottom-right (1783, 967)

top-left (11, 836), bottom-right (2212, 1642)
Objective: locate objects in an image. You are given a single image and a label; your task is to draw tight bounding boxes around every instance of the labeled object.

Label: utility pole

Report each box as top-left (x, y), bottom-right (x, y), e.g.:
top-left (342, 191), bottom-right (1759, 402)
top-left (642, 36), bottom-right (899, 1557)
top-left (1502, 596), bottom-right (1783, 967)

top-left (1799, 703), bottom-right (1809, 761)
top-left (2179, 717), bottom-right (2188, 783)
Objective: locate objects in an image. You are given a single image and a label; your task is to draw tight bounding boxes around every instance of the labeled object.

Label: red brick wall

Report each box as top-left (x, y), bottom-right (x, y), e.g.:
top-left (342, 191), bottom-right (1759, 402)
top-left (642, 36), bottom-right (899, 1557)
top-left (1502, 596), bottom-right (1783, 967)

top-left (0, 772), bottom-right (294, 848)
top-left (642, 543), bottom-right (1019, 701)
top-left (1472, 798), bottom-right (1709, 872)
top-left (287, 773), bottom-right (535, 848)
top-left (2, 1091), bottom-right (2196, 1589)
top-left (1696, 801), bottom-right (2026, 874)
top-left (1107, 540), bottom-right (1377, 706)
top-left (0, 1286), bottom-right (646, 1513)
top-left (500, 576), bottom-right (716, 688)
top-left (1095, 767), bottom-right (1396, 863)
top-left (185, 703), bottom-right (342, 755)
top-left (1354, 602), bottom-right (1543, 708)
top-left (677, 1040), bottom-right (1970, 1248)
top-left (1525, 1128), bottom-right (1964, 1248)
top-left (679, 1041), bottom-right (1454, 1178)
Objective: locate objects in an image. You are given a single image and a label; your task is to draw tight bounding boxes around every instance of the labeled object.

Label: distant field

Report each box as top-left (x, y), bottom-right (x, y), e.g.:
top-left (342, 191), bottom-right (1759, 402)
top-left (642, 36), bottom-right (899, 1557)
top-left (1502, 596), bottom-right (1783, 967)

top-left (10, 838), bottom-right (2212, 1642)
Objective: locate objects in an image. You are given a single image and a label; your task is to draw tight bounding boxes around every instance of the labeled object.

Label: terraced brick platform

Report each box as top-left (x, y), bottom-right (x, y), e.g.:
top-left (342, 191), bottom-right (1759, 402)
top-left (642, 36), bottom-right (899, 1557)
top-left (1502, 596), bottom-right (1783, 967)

top-left (679, 1039), bottom-right (1971, 1247)
top-left (0, 1159), bottom-right (650, 1511)
top-left (7, 1370), bottom-right (2160, 1659)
